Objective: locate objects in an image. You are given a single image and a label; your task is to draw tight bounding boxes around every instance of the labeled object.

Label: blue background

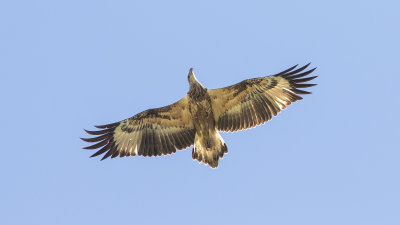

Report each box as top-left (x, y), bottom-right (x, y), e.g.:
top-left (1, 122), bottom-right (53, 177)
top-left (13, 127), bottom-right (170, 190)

top-left (1, 1), bottom-right (399, 224)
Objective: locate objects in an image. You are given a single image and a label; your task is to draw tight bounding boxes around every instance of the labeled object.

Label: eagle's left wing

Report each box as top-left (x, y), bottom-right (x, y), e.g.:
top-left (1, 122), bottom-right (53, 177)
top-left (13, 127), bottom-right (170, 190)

top-left (208, 64), bottom-right (317, 132)
top-left (81, 95), bottom-right (195, 160)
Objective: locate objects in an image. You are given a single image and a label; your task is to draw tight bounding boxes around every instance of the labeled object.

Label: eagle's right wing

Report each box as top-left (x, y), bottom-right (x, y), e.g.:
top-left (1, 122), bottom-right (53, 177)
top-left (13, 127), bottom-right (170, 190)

top-left (208, 64), bottom-right (317, 132)
top-left (81, 95), bottom-right (195, 160)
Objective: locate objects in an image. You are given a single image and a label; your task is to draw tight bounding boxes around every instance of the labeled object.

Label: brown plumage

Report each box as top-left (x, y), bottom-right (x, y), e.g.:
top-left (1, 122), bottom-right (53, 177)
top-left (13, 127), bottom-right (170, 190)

top-left (81, 64), bottom-right (317, 168)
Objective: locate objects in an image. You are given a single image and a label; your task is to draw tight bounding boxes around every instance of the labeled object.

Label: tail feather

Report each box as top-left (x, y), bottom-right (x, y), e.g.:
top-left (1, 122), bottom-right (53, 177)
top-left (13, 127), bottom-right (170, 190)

top-left (192, 132), bottom-right (228, 168)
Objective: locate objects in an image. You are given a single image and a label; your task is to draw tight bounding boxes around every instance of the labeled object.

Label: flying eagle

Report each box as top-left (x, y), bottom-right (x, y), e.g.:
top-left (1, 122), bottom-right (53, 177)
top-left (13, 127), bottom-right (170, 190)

top-left (82, 64), bottom-right (317, 168)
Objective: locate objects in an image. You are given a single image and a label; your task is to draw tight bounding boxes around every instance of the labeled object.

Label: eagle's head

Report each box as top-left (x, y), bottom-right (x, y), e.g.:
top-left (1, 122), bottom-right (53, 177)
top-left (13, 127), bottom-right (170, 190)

top-left (187, 68), bottom-right (195, 83)
top-left (187, 68), bottom-right (206, 96)
top-left (188, 68), bottom-right (204, 88)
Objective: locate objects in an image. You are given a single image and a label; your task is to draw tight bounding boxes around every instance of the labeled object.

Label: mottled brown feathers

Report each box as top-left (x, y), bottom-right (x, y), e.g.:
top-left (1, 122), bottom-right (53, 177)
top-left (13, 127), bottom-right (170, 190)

top-left (208, 63), bottom-right (317, 132)
top-left (82, 64), bottom-right (317, 168)
top-left (82, 96), bottom-right (195, 160)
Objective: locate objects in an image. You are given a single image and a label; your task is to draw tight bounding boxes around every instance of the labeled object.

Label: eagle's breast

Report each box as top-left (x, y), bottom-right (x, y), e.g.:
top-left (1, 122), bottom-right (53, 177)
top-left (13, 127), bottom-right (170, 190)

top-left (188, 84), bottom-right (215, 135)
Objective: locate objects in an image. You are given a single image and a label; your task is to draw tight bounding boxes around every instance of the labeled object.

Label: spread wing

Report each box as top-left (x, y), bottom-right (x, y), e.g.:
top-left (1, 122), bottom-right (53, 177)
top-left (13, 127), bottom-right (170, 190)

top-left (81, 95), bottom-right (195, 160)
top-left (208, 63), bottom-right (317, 132)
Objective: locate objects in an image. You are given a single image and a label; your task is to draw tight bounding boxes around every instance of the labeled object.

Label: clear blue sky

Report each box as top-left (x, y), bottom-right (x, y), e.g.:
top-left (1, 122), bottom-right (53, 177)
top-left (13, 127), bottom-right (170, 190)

top-left (1, 0), bottom-right (399, 224)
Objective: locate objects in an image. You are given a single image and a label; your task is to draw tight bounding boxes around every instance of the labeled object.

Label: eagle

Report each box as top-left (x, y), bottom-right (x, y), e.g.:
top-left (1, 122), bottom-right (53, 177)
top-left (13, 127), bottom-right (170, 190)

top-left (82, 64), bottom-right (317, 168)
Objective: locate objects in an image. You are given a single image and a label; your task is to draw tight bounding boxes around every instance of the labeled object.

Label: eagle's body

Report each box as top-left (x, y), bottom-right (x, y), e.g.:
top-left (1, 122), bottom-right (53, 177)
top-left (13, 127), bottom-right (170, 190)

top-left (187, 69), bottom-right (227, 167)
top-left (82, 64), bottom-right (317, 168)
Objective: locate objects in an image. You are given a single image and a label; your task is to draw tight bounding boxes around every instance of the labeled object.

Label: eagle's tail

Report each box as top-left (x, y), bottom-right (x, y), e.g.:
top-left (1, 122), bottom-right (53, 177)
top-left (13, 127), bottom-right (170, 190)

top-left (192, 132), bottom-right (228, 168)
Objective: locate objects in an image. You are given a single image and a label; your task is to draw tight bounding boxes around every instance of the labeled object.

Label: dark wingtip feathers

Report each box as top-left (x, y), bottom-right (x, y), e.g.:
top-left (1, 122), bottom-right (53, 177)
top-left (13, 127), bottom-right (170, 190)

top-left (274, 64), bottom-right (298, 76)
top-left (275, 63), bottom-right (317, 95)
top-left (94, 122), bottom-right (119, 129)
top-left (82, 122), bottom-right (118, 159)
top-left (281, 63), bottom-right (311, 77)
top-left (84, 128), bottom-right (111, 135)
top-left (292, 75), bottom-right (318, 83)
